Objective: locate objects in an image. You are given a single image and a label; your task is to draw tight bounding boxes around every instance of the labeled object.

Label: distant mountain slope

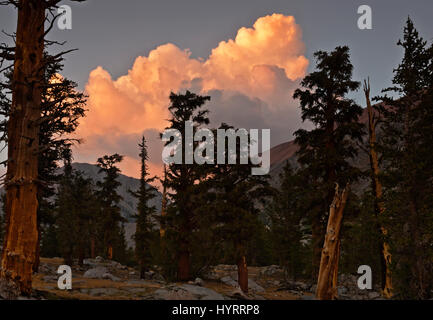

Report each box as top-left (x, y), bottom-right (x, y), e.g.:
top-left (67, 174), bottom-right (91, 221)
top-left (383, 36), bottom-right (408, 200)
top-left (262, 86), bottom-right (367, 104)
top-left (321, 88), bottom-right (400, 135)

top-left (70, 163), bottom-right (162, 222)
top-left (269, 107), bottom-right (372, 186)
top-left (70, 163), bottom-right (162, 249)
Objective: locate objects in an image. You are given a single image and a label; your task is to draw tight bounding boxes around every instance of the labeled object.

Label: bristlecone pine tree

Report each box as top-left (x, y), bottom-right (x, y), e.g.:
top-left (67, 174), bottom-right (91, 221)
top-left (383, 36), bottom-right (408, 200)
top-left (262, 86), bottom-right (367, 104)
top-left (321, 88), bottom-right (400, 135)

top-left (0, 0), bottom-right (86, 297)
top-left (316, 183), bottom-right (349, 300)
top-left (0, 56), bottom-right (87, 272)
top-left (293, 46), bottom-right (364, 280)
top-left (363, 79), bottom-right (393, 298)
top-left (130, 136), bottom-right (157, 279)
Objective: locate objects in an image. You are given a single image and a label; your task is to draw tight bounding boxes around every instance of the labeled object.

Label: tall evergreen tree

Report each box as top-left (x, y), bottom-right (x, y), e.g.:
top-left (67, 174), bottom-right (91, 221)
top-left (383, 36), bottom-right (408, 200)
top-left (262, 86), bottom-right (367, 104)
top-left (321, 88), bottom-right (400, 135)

top-left (130, 136), bottom-right (157, 278)
top-left (162, 91), bottom-right (210, 281)
top-left (55, 151), bottom-right (97, 266)
top-left (96, 154), bottom-right (126, 260)
top-left (376, 17), bottom-right (433, 298)
top-left (204, 123), bottom-right (270, 293)
top-left (293, 46), bottom-right (364, 279)
top-left (268, 161), bottom-right (308, 280)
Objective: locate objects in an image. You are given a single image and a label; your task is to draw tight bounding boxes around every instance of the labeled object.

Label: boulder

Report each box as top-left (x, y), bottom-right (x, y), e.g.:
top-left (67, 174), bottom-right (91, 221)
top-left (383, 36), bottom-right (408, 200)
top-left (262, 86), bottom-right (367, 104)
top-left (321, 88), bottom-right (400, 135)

top-left (102, 273), bottom-right (121, 282)
top-left (153, 284), bottom-right (224, 300)
top-left (194, 278), bottom-right (204, 286)
top-left (259, 265), bottom-right (284, 278)
top-left (220, 276), bottom-right (238, 287)
top-left (248, 279), bottom-right (265, 293)
top-left (229, 287), bottom-right (250, 300)
top-left (83, 267), bottom-right (108, 279)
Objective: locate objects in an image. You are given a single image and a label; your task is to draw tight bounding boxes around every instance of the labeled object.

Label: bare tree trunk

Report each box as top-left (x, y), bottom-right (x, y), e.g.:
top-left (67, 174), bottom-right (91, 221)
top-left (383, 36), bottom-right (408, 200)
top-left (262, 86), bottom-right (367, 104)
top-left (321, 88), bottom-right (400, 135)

top-left (160, 165), bottom-right (167, 238)
top-left (363, 79), bottom-right (393, 298)
top-left (0, 0), bottom-right (45, 297)
top-left (107, 245), bottom-right (113, 260)
top-left (237, 255), bottom-right (248, 294)
top-left (316, 184), bottom-right (349, 300)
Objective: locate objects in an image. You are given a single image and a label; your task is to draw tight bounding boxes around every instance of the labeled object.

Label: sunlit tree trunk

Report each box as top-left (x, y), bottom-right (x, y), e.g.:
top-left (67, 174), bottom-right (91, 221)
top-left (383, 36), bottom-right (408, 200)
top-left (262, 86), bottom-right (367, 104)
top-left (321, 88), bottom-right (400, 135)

top-left (0, 0), bottom-right (45, 297)
top-left (316, 184), bottom-right (349, 300)
top-left (237, 254), bottom-right (248, 294)
top-left (107, 245), bottom-right (113, 260)
top-left (363, 80), bottom-right (393, 298)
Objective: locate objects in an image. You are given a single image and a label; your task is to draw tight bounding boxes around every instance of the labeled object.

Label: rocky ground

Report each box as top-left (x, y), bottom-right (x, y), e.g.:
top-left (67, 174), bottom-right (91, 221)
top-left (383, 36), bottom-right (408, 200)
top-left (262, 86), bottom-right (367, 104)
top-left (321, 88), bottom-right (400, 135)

top-left (7, 257), bottom-right (382, 300)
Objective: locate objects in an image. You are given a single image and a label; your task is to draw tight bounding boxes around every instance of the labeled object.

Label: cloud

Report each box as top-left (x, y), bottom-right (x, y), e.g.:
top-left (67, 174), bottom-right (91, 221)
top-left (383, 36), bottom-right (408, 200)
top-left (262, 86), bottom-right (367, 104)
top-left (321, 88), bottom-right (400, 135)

top-left (74, 13), bottom-right (308, 180)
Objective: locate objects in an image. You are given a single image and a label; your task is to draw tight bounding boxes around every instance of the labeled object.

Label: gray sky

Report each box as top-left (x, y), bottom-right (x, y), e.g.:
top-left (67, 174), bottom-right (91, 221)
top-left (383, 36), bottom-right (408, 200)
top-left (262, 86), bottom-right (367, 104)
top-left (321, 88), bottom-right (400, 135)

top-left (2, 0), bottom-right (433, 100)
top-left (1, 0), bottom-right (432, 177)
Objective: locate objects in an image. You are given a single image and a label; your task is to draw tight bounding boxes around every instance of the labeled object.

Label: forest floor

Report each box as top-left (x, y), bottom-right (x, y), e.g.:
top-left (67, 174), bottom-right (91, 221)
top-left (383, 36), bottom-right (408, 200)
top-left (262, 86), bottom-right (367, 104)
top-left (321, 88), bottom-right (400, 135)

top-left (31, 257), bottom-right (308, 300)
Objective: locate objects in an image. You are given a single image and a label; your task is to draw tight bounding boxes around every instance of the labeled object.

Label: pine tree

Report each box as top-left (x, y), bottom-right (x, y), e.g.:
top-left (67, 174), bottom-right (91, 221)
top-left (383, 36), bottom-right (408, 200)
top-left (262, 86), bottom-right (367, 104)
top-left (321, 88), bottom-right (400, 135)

top-left (55, 151), bottom-right (96, 266)
top-left (162, 91), bottom-right (210, 281)
top-left (205, 123), bottom-right (270, 293)
top-left (293, 46), bottom-right (364, 280)
top-left (376, 17), bottom-right (433, 298)
top-left (268, 161), bottom-right (308, 280)
top-left (0, 0), bottom-right (87, 297)
top-left (363, 79), bottom-right (393, 298)
top-left (130, 136), bottom-right (157, 278)
top-left (96, 154), bottom-right (126, 260)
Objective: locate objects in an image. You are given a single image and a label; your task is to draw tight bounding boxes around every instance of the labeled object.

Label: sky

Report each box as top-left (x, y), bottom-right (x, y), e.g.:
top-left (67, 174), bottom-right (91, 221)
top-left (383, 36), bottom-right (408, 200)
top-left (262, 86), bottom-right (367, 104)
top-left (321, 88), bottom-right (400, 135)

top-left (1, 0), bottom-right (433, 179)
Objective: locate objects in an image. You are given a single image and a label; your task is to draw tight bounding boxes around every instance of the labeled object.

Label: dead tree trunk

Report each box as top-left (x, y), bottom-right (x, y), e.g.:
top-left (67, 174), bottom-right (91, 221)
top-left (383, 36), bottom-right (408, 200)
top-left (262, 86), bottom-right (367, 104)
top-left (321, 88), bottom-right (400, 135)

top-left (316, 184), bottom-right (349, 300)
top-left (160, 165), bottom-right (167, 238)
top-left (0, 0), bottom-right (45, 297)
top-left (237, 254), bottom-right (248, 294)
top-left (363, 79), bottom-right (393, 298)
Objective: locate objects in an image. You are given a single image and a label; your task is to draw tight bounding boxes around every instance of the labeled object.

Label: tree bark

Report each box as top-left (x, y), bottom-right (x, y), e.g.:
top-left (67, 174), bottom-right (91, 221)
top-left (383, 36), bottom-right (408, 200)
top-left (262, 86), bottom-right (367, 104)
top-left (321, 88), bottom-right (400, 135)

top-left (160, 165), bottom-right (167, 238)
top-left (177, 242), bottom-right (190, 281)
top-left (316, 184), bottom-right (349, 300)
top-left (32, 222), bottom-right (41, 273)
top-left (107, 245), bottom-right (113, 260)
top-left (0, 0), bottom-right (45, 297)
top-left (237, 255), bottom-right (248, 294)
top-left (363, 80), bottom-right (393, 298)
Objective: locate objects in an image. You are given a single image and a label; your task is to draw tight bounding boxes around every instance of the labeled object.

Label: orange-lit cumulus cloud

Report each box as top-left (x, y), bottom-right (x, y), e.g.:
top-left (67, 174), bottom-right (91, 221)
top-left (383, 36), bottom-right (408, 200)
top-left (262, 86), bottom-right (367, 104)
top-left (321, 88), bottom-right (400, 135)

top-left (74, 14), bottom-right (308, 181)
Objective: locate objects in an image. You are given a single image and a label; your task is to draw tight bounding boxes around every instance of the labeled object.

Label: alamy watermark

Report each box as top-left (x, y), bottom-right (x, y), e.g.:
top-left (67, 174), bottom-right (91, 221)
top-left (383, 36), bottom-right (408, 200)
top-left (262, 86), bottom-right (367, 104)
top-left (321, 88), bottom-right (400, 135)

top-left (357, 5), bottom-right (372, 30)
top-left (57, 5), bottom-right (72, 30)
top-left (161, 121), bottom-right (270, 175)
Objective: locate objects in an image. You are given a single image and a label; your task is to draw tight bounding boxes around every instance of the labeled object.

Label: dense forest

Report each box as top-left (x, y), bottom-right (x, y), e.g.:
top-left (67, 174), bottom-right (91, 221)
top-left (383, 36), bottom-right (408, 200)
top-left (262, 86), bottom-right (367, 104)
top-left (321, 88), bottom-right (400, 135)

top-left (0, 0), bottom-right (432, 300)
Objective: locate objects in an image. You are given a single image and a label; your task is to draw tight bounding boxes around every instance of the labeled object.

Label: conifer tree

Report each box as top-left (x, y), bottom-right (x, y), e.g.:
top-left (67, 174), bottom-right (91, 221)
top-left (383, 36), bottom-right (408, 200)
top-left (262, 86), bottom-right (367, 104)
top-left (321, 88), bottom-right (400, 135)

top-left (162, 91), bottom-right (210, 281)
top-left (96, 154), bottom-right (126, 260)
top-left (376, 17), bottom-right (433, 298)
top-left (0, 0), bottom-right (86, 296)
top-left (268, 161), bottom-right (307, 280)
top-left (56, 151), bottom-right (96, 266)
top-left (293, 46), bottom-right (364, 279)
top-left (205, 123), bottom-right (270, 293)
top-left (130, 136), bottom-right (157, 278)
